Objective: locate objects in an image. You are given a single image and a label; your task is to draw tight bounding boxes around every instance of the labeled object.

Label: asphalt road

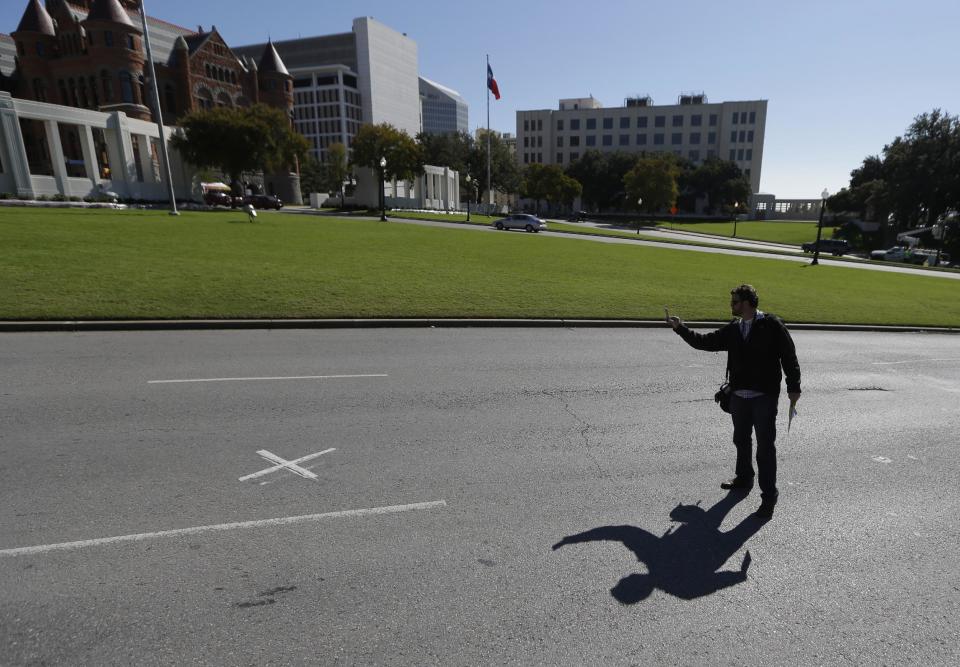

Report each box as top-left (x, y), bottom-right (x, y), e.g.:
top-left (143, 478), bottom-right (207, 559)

top-left (2, 328), bottom-right (959, 664)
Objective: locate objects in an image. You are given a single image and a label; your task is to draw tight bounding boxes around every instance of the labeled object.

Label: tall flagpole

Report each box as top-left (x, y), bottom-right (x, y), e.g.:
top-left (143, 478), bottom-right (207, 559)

top-left (139, 0), bottom-right (178, 215)
top-left (486, 54), bottom-right (491, 209)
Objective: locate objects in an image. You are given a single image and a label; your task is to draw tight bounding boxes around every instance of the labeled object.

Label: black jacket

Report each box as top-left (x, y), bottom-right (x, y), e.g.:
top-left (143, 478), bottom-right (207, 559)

top-left (674, 314), bottom-right (801, 396)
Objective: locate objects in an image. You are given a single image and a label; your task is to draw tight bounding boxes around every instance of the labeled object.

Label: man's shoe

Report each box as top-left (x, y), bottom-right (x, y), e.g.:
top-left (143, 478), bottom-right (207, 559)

top-left (720, 477), bottom-right (754, 491)
top-left (754, 501), bottom-right (776, 520)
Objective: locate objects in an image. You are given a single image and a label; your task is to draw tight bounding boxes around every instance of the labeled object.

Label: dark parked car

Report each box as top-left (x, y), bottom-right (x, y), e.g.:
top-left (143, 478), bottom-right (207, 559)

top-left (801, 238), bottom-right (851, 256)
top-left (203, 191), bottom-right (235, 207)
top-left (244, 194), bottom-right (283, 210)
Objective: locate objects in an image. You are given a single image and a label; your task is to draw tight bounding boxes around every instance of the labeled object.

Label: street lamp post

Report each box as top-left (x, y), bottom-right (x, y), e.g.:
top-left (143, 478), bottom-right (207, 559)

top-left (379, 156), bottom-right (387, 221)
top-left (637, 197), bottom-right (642, 235)
top-left (465, 174), bottom-right (472, 222)
top-left (732, 201), bottom-right (739, 238)
top-left (811, 188), bottom-right (831, 265)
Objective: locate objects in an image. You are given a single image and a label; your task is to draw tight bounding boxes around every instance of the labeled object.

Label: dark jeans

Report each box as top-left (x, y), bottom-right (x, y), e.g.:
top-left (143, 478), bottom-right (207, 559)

top-left (729, 393), bottom-right (779, 502)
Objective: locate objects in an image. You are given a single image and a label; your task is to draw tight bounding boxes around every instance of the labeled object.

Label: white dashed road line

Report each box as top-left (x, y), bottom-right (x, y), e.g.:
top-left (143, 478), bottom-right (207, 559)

top-left (0, 500), bottom-right (448, 557)
top-left (148, 374), bottom-right (388, 384)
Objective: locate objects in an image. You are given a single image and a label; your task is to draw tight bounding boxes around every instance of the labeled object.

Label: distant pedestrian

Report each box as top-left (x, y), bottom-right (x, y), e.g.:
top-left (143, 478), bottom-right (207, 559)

top-left (665, 285), bottom-right (801, 519)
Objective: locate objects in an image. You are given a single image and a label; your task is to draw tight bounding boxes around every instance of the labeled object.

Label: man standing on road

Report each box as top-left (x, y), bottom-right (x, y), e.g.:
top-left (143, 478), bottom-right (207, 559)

top-left (666, 285), bottom-right (801, 520)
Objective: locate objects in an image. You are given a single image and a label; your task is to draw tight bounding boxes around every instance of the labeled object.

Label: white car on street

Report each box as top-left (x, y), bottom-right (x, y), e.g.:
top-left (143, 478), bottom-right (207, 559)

top-left (492, 214), bottom-right (547, 232)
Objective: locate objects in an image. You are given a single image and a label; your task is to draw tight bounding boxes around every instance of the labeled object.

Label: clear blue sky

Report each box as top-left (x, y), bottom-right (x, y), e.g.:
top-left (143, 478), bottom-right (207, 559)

top-left (5, 0), bottom-right (958, 198)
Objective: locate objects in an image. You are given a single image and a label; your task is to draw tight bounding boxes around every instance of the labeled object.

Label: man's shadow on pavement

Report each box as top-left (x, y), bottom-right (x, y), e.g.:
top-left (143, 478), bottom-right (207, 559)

top-left (553, 492), bottom-right (765, 603)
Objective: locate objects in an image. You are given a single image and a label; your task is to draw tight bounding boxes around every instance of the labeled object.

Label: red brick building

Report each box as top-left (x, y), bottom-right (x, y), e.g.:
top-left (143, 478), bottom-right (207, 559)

top-left (1, 0), bottom-right (293, 126)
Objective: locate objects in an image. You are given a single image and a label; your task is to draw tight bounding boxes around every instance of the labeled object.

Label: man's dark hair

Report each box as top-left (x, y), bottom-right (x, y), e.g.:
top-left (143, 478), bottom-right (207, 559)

top-left (731, 284), bottom-right (759, 307)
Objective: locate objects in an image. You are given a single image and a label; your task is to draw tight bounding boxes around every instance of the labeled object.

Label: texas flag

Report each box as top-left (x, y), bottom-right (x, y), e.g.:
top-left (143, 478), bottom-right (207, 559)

top-left (487, 63), bottom-right (501, 100)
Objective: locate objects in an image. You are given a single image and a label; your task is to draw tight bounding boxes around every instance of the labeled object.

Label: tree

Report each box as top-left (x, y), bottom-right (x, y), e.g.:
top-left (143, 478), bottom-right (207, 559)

top-left (471, 129), bottom-right (522, 197)
top-left (623, 156), bottom-right (679, 214)
top-left (172, 104), bottom-right (309, 189)
top-left (323, 142), bottom-right (350, 208)
top-left (298, 156), bottom-right (325, 199)
top-left (686, 157), bottom-right (750, 213)
top-left (418, 131), bottom-right (472, 174)
top-left (566, 151), bottom-right (640, 212)
top-left (352, 123), bottom-right (424, 181)
top-left (834, 110), bottom-right (960, 231)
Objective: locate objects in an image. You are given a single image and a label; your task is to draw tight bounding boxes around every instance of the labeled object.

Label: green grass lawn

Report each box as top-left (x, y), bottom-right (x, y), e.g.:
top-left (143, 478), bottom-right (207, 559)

top-left (2, 207), bottom-right (958, 326)
top-left (385, 210), bottom-right (841, 249)
top-left (654, 220), bottom-right (839, 245)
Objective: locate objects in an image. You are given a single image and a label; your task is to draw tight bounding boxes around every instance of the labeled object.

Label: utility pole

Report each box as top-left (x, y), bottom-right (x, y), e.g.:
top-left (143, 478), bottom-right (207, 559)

top-left (139, 0), bottom-right (179, 215)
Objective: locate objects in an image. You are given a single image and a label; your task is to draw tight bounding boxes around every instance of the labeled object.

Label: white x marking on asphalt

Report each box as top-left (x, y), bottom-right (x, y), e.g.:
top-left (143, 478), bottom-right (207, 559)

top-left (238, 448), bottom-right (336, 482)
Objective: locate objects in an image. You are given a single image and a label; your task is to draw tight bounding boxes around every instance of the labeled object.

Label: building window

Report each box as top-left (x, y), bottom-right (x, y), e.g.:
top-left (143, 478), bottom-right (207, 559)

top-left (36, 41), bottom-right (45, 57)
top-left (737, 148), bottom-right (744, 160)
top-left (556, 136), bottom-right (563, 147)
top-left (127, 34), bottom-right (136, 50)
top-left (537, 136), bottom-right (543, 147)
top-left (638, 117), bottom-right (647, 128)
top-left (523, 137), bottom-right (529, 147)
top-left (556, 153), bottom-right (563, 163)
top-left (620, 117), bottom-right (630, 128)
top-left (524, 120), bottom-right (529, 131)
top-left (119, 71), bottom-right (134, 103)
top-left (58, 123), bottom-right (87, 178)
top-left (602, 117), bottom-right (613, 129)
top-left (602, 135), bottom-right (612, 146)
top-left (709, 114), bottom-right (718, 126)
top-left (732, 112), bottom-right (739, 124)
top-left (524, 153), bottom-right (529, 163)
top-left (730, 131), bottom-right (737, 143)
top-left (690, 132), bottom-right (701, 145)
top-left (749, 111), bottom-right (756, 124)
top-left (691, 114), bottom-right (702, 126)
top-left (164, 84), bottom-right (176, 113)
top-left (537, 120), bottom-right (542, 131)
top-left (747, 130), bottom-right (754, 142)
top-left (105, 31), bottom-right (114, 47)
top-left (19, 118), bottom-right (54, 176)
top-left (689, 150), bottom-right (700, 161)
top-left (619, 134), bottom-right (629, 146)
top-left (569, 136), bottom-right (580, 147)
top-left (671, 133), bottom-right (682, 145)
top-left (570, 118), bottom-right (580, 130)
top-left (654, 134), bottom-right (664, 145)
top-left (672, 115), bottom-right (683, 127)
top-left (707, 149), bottom-right (716, 159)
top-left (745, 168), bottom-right (751, 178)
top-left (538, 152), bottom-right (542, 162)
top-left (739, 130), bottom-right (746, 142)
top-left (586, 118), bottom-right (596, 130)
top-left (746, 149), bottom-right (753, 160)
top-left (655, 115), bottom-right (665, 128)
top-left (32, 78), bottom-right (46, 102)
top-left (637, 134), bottom-right (647, 145)
top-left (586, 135), bottom-right (596, 146)
top-left (707, 132), bottom-right (716, 144)
top-left (729, 149), bottom-right (736, 161)
top-left (557, 119), bottom-right (564, 131)
top-left (570, 152), bottom-right (579, 162)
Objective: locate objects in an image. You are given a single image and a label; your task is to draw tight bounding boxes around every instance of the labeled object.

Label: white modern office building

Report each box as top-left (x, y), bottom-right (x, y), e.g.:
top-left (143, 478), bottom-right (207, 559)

top-left (419, 76), bottom-right (468, 135)
top-left (516, 93), bottom-right (768, 195)
top-left (234, 17), bottom-right (420, 163)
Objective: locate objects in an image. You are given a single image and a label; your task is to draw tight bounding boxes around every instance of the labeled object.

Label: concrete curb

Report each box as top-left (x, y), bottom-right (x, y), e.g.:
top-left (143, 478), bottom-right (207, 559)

top-left (1, 319), bottom-right (956, 334)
